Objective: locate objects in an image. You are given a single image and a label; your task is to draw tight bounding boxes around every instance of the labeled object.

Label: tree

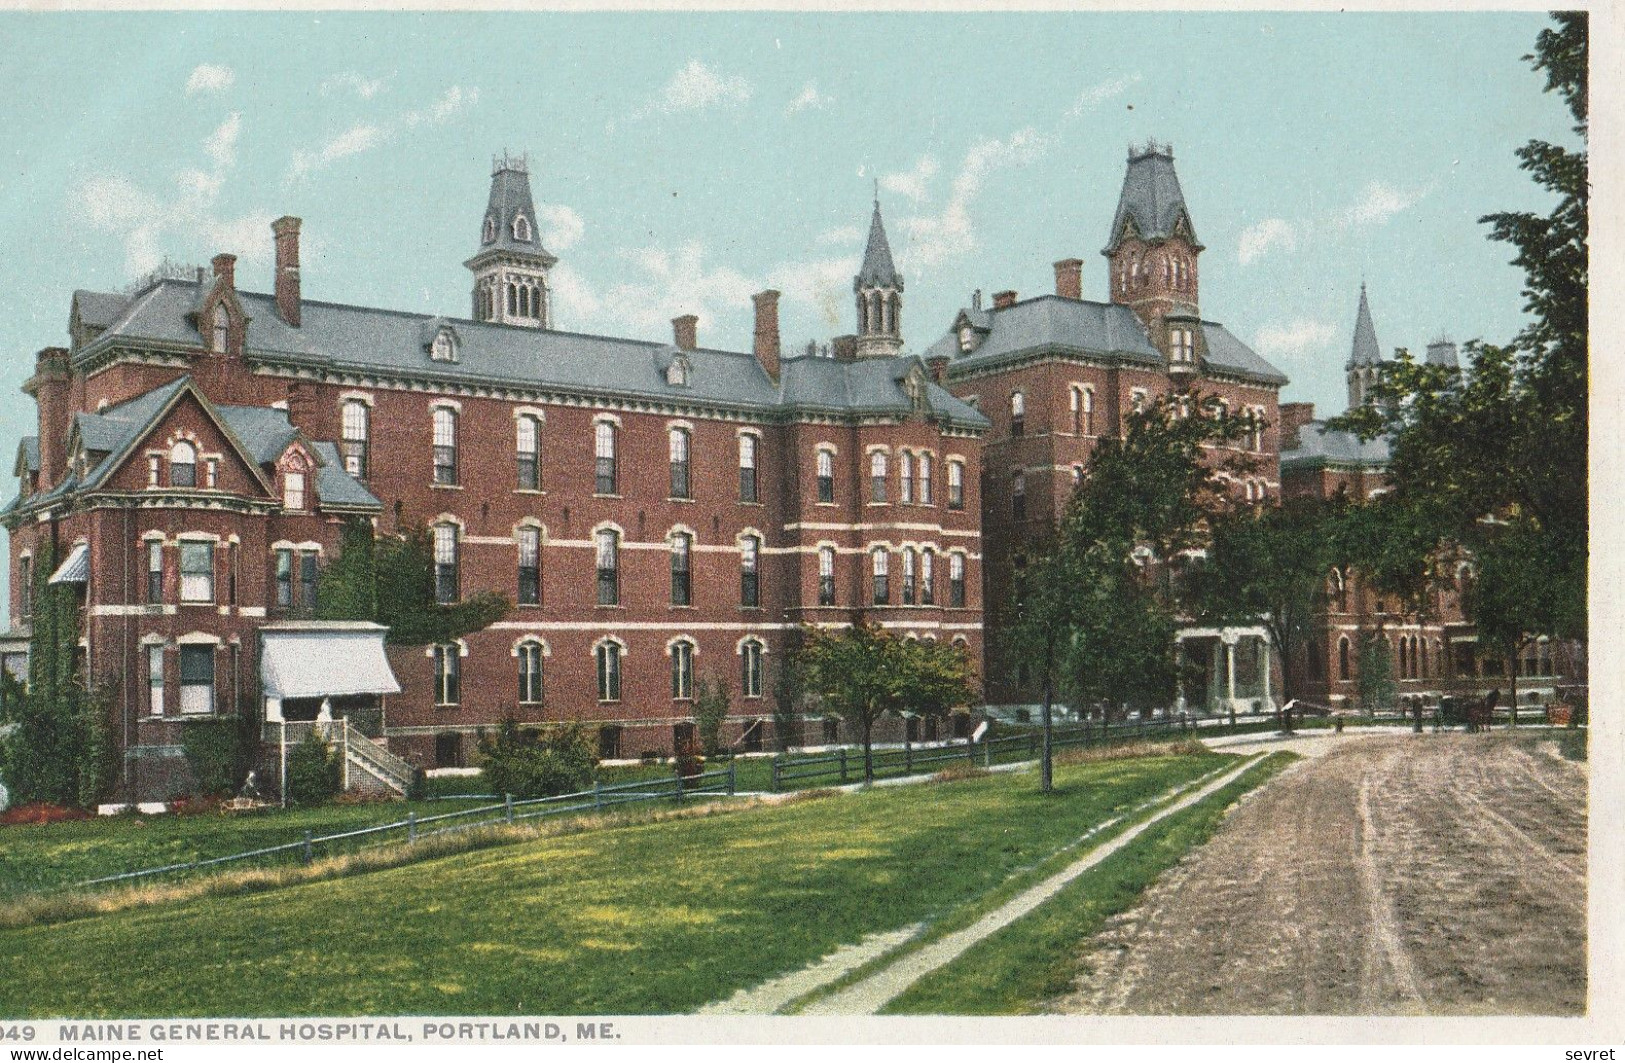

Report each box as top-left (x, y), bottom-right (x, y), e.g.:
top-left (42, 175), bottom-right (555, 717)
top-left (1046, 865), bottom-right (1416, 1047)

top-left (1356, 634), bottom-right (1396, 715)
top-left (476, 719), bottom-right (596, 798)
top-left (693, 675), bottom-right (731, 759)
top-left (794, 620), bottom-right (974, 784)
top-left (319, 523), bottom-right (509, 645)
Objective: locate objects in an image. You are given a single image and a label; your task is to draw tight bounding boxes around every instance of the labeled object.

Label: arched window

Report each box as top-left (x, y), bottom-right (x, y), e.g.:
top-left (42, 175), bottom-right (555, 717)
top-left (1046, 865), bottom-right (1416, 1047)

top-left (740, 535), bottom-right (760, 607)
top-left (1012, 471), bottom-right (1026, 522)
top-left (1338, 637), bottom-right (1351, 681)
top-left (432, 408), bottom-right (458, 485)
top-left (918, 453), bottom-right (933, 505)
top-left (169, 441), bottom-right (197, 487)
top-left (669, 427), bottom-right (691, 499)
top-left (482, 216), bottom-right (496, 243)
top-left (816, 448), bottom-right (835, 504)
top-left (433, 522), bottom-right (459, 604)
top-left (949, 552), bottom-right (966, 607)
top-left (1010, 392), bottom-right (1025, 437)
top-left (596, 529), bottom-right (620, 606)
top-left (595, 420), bottom-right (618, 494)
top-left (739, 434), bottom-right (759, 503)
top-left (871, 548), bottom-right (889, 605)
top-left (670, 532), bottom-right (692, 606)
top-left (283, 470), bottom-right (306, 511)
top-left (901, 548), bottom-right (917, 605)
top-left (740, 638), bottom-right (765, 699)
top-left (818, 546), bottom-right (836, 606)
top-left (870, 451), bottom-right (888, 503)
top-left (1070, 387), bottom-right (1083, 434)
top-left (513, 213), bottom-right (531, 241)
top-left (432, 644), bottom-right (460, 706)
top-left (516, 414), bottom-right (541, 490)
top-left (920, 548), bottom-right (935, 606)
top-left (947, 460), bottom-right (965, 510)
top-left (596, 641), bottom-right (622, 702)
top-left (671, 639), bottom-right (695, 701)
top-left (518, 641), bottom-right (544, 705)
top-left (341, 401), bottom-right (370, 479)
top-left (1399, 637), bottom-right (1409, 679)
top-left (516, 526), bottom-right (541, 605)
top-left (899, 451), bottom-right (914, 504)
top-left (212, 304), bottom-right (229, 353)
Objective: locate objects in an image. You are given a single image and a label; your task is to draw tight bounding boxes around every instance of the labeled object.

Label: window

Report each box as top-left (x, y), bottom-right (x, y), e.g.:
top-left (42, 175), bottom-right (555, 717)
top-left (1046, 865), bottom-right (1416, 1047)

top-left (205, 459), bottom-right (218, 488)
top-left (1012, 472), bottom-right (1026, 522)
top-left (667, 357), bottom-right (690, 387)
top-left (433, 644), bottom-right (460, 706)
top-left (671, 640), bottom-right (695, 700)
top-left (1131, 390), bottom-right (1147, 414)
top-left (341, 401), bottom-right (370, 478)
top-left (283, 471), bottom-right (305, 511)
top-left (741, 639), bottom-right (764, 699)
top-left (1072, 465), bottom-right (1084, 488)
top-left (145, 542), bottom-right (163, 604)
top-left (739, 434), bottom-right (759, 503)
top-left (958, 324), bottom-right (974, 351)
top-left (179, 541), bottom-right (213, 603)
top-left (432, 408), bottom-right (458, 485)
top-left (948, 461), bottom-right (965, 510)
top-left (483, 216), bottom-right (496, 243)
top-left (179, 645), bottom-right (215, 715)
top-left (1070, 387), bottom-right (1083, 434)
top-left (1338, 638), bottom-right (1351, 681)
top-left (514, 213), bottom-right (531, 241)
top-left (949, 553), bottom-right (966, 608)
top-left (516, 415), bottom-right (541, 490)
top-left (517, 527), bottom-right (541, 605)
top-left (1082, 389), bottom-right (1095, 435)
top-left (669, 428), bottom-right (691, 499)
top-left (670, 532), bottom-right (692, 606)
top-left (147, 456), bottom-right (160, 486)
top-left (170, 442), bottom-right (197, 487)
top-left (433, 523), bottom-right (459, 604)
top-left (275, 548), bottom-right (293, 607)
top-left (211, 304), bottom-right (229, 353)
top-left (517, 642), bottom-right (544, 705)
top-left (226, 542), bottom-right (237, 605)
top-left (147, 645), bottom-right (164, 715)
top-left (596, 529), bottom-right (620, 606)
top-left (899, 452), bottom-right (914, 504)
top-left (816, 449), bottom-right (834, 503)
top-left (901, 548), bottom-right (917, 605)
top-left (431, 331), bottom-right (455, 362)
top-left (1171, 328), bottom-right (1195, 364)
top-left (1010, 392), bottom-right (1025, 437)
top-left (870, 452), bottom-right (888, 503)
top-left (1250, 408), bottom-right (1266, 453)
top-left (920, 549), bottom-right (935, 606)
top-left (918, 453), bottom-right (933, 505)
top-left (300, 552), bottom-right (318, 613)
top-left (596, 641), bottom-right (622, 702)
top-left (595, 421), bottom-right (618, 494)
top-left (872, 548), bottom-right (889, 605)
top-left (818, 546), bottom-right (836, 606)
top-left (740, 535), bottom-right (760, 607)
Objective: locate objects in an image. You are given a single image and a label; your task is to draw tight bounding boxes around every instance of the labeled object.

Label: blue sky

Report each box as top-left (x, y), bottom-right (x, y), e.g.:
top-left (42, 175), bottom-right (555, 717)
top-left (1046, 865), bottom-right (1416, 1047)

top-left (0, 11), bottom-right (1573, 483)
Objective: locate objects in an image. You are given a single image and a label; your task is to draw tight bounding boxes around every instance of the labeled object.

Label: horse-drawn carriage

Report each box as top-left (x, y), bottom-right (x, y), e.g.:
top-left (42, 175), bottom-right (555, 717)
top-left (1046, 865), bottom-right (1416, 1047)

top-left (1438, 689), bottom-right (1499, 732)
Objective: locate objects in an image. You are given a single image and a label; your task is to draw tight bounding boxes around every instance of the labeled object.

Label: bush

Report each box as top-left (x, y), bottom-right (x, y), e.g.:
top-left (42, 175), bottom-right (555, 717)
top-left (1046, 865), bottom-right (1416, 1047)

top-left (694, 676), bottom-right (731, 758)
top-left (478, 720), bottom-right (596, 799)
top-left (285, 731), bottom-right (342, 806)
top-left (674, 737), bottom-right (704, 786)
top-left (181, 719), bottom-right (247, 797)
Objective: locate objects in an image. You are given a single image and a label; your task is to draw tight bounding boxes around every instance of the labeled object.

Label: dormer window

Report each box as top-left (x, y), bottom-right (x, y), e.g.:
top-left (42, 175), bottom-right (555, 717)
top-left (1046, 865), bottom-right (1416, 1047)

top-left (1170, 327), bottom-right (1195, 364)
top-left (211, 304), bottom-right (229, 353)
top-left (958, 324), bottom-right (973, 352)
top-left (430, 329), bottom-right (457, 363)
top-left (482, 215), bottom-right (496, 243)
top-left (667, 355), bottom-right (691, 387)
top-left (512, 214), bottom-right (532, 242)
top-left (283, 470), bottom-right (306, 511)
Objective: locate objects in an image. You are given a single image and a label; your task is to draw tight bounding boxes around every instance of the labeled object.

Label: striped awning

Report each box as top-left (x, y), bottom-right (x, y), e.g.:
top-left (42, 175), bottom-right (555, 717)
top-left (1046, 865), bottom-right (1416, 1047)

top-left (48, 543), bottom-right (89, 585)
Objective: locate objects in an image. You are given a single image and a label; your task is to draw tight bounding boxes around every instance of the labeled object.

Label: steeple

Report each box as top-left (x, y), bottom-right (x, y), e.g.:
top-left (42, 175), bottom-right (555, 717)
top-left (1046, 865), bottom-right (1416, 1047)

top-left (1102, 141), bottom-right (1203, 375)
top-left (853, 196), bottom-right (904, 358)
top-left (465, 153), bottom-right (558, 329)
top-left (1346, 284), bottom-right (1383, 409)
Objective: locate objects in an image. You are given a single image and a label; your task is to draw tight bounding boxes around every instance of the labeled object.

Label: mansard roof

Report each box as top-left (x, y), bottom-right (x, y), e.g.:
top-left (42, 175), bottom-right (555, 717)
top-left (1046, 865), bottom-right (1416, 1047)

top-left (1104, 147), bottom-right (1203, 254)
top-left (924, 294), bottom-right (1288, 387)
top-left (467, 157), bottom-right (556, 268)
top-left (71, 279), bottom-right (988, 430)
top-left (1279, 421), bottom-right (1391, 470)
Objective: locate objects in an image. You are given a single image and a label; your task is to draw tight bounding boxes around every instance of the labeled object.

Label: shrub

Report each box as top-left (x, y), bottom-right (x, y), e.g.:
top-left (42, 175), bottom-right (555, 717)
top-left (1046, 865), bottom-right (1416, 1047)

top-left (478, 720), bottom-right (596, 799)
top-left (181, 719), bottom-right (247, 797)
top-left (694, 676), bottom-right (731, 758)
top-left (674, 736), bottom-right (704, 786)
top-left (285, 731), bottom-right (342, 806)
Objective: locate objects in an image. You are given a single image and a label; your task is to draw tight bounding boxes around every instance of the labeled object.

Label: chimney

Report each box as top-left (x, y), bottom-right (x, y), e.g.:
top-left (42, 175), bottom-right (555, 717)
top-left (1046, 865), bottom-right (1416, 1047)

top-left (971, 289), bottom-right (983, 311)
top-left (752, 290), bottom-right (781, 381)
top-left (1053, 259), bottom-right (1083, 300)
top-left (672, 314), bottom-right (698, 351)
top-left (272, 216), bottom-right (302, 327)
top-left (211, 252), bottom-right (237, 291)
top-left (832, 335), bottom-right (858, 362)
top-left (992, 290), bottom-right (1017, 309)
top-left (25, 347), bottom-right (71, 488)
top-left (927, 355), bottom-right (950, 384)
top-left (1279, 402), bottom-right (1316, 451)
top-left (286, 381), bottom-right (317, 435)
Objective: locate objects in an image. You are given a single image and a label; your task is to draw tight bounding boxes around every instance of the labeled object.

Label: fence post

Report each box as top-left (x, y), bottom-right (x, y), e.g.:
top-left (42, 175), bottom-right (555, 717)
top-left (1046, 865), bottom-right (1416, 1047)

top-left (728, 760), bottom-right (736, 796)
top-left (771, 757), bottom-right (780, 793)
top-left (505, 793), bottom-right (514, 824)
top-left (674, 761), bottom-right (684, 805)
top-left (408, 812), bottom-right (416, 844)
top-left (983, 734), bottom-right (992, 768)
top-left (302, 831), bottom-right (313, 865)
top-left (594, 781), bottom-right (603, 811)
top-left (839, 748), bottom-right (849, 784)
top-left (904, 734), bottom-right (913, 773)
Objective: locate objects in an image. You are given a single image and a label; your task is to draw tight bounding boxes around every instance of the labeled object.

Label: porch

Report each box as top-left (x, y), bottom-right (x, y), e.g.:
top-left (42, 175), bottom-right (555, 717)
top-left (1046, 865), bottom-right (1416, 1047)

top-left (1177, 625), bottom-right (1276, 719)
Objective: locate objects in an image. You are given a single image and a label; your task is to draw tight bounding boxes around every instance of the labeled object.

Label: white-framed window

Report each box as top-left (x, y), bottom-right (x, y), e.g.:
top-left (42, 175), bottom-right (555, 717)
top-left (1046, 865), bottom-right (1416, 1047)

top-left (740, 638), bottom-right (764, 699)
top-left (667, 355), bottom-right (690, 387)
top-left (211, 304), bottom-right (229, 353)
top-left (595, 421), bottom-right (618, 494)
top-left (433, 644), bottom-right (460, 706)
top-left (179, 541), bottom-right (213, 603)
top-left (670, 532), bottom-right (692, 607)
top-left (1171, 327), bottom-right (1195, 364)
top-left (949, 552), bottom-right (966, 607)
top-left (816, 448), bottom-right (835, 504)
top-left (147, 455), bottom-right (160, 486)
top-left (739, 433), bottom-right (759, 503)
top-left (596, 640), bottom-right (622, 702)
top-left (920, 549), bottom-right (935, 606)
top-left (179, 645), bottom-right (215, 715)
top-left (870, 451), bottom-right (888, 503)
top-left (958, 324), bottom-right (974, 352)
top-left (518, 641), bottom-right (544, 705)
top-left (341, 400), bottom-right (370, 478)
top-left (482, 215), bottom-right (496, 243)
top-left (1010, 391), bottom-right (1025, 437)
top-left (901, 548), bottom-right (917, 605)
top-left (433, 523), bottom-right (459, 604)
top-left (948, 460), bottom-right (965, 510)
top-left (517, 526), bottom-right (541, 605)
top-left (170, 441), bottom-right (197, 487)
top-left (596, 529), bottom-right (619, 606)
top-left (669, 427), bottom-right (691, 499)
top-left (516, 414), bottom-right (541, 490)
top-left (283, 471), bottom-right (306, 512)
top-left (146, 540), bottom-right (164, 604)
top-left (818, 546), bottom-right (836, 606)
top-left (899, 451), bottom-right (914, 504)
top-left (1130, 389), bottom-right (1148, 414)
top-left (513, 213), bottom-right (532, 241)
top-left (431, 331), bottom-right (456, 362)
top-left (671, 639), bottom-right (695, 701)
top-left (872, 548), bottom-right (889, 605)
top-left (740, 534), bottom-right (760, 607)
top-left (918, 453), bottom-right (933, 505)
top-left (148, 644), bottom-right (165, 715)
top-left (432, 407), bottom-right (458, 485)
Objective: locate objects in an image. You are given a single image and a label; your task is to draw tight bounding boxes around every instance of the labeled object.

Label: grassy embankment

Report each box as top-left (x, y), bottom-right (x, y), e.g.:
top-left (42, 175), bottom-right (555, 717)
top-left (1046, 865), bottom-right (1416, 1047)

top-left (0, 747), bottom-right (1254, 1017)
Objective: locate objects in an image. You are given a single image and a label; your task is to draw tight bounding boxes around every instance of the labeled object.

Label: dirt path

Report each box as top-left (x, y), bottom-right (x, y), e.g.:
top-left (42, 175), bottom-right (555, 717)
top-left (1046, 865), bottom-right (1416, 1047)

top-left (1054, 733), bottom-right (1587, 1015)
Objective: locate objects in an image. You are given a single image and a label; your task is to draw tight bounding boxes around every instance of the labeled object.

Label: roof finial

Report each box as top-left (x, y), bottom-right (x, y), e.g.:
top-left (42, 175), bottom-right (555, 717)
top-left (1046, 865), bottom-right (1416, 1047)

top-left (873, 177), bottom-right (880, 207)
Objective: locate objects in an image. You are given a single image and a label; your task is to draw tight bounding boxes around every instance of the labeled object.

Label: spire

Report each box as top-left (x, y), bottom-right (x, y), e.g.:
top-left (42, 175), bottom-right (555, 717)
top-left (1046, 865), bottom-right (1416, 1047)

top-left (466, 152), bottom-right (558, 329)
top-left (468, 153), bottom-right (556, 264)
top-left (1347, 283), bottom-right (1382, 369)
top-left (1103, 141), bottom-right (1203, 255)
top-left (856, 199), bottom-right (903, 292)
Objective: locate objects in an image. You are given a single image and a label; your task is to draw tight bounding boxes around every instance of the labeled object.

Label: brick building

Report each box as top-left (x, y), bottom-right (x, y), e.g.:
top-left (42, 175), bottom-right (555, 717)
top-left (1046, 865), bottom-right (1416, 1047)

top-left (920, 143), bottom-right (1290, 717)
top-left (3, 155), bottom-right (988, 800)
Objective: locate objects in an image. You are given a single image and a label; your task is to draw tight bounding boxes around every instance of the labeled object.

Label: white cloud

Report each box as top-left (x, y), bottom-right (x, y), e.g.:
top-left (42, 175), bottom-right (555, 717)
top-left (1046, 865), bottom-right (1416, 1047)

top-left (1254, 319), bottom-right (1338, 359)
top-left (558, 241), bottom-right (758, 337)
top-left (323, 71), bottom-right (388, 99)
top-left (817, 225), bottom-right (863, 246)
top-left (880, 155), bottom-right (940, 205)
top-left (288, 124), bottom-right (385, 181)
top-left (637, 60), bottom-right (752, 118)
top-left (204, 112), bottom-right (242, 169)
top-left (537, 204), bottom-right (585, 251)
top-left (769, 255), bottom-right (860, 330)
top-left (1339, 181), bottom-right (1427, 228)
top-left (1065, 73), bottom-right (1142, 119)
top-left (403, 85), bottom-right (479, 127)
top-left (185, 64), bottom-right (234, 95)
top-left (286, 84), bottom-right (479, 182)
top-left (898, 127), bottom-right (1052, 268)
top-left (785, 81), bottom-right (833, 115)
top-left (1237, 218), bottom-right (1297, 265)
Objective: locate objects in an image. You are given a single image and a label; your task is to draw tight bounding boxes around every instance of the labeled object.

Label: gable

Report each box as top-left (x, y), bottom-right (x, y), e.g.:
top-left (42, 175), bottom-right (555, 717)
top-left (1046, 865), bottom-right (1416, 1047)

top-left (100, 390), bottom-right (276, 497)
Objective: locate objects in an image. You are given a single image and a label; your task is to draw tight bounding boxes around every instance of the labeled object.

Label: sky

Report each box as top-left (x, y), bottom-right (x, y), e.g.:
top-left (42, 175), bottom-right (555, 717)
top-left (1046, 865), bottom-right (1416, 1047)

top-left (0, 11), bottom-right (1578, 597)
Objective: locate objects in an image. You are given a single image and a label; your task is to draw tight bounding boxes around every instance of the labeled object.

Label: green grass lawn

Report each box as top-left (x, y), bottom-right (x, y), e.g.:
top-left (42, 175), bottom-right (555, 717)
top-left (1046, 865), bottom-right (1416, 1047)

top-left (0, 749), bottom-right (1236, 1017)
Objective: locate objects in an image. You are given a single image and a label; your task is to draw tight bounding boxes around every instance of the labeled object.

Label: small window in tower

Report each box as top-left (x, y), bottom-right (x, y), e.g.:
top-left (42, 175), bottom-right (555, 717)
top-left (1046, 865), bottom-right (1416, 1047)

top-left (513, 214), bottom-right (532, 241)
top-left (483, 216), bottom-right (496, 243)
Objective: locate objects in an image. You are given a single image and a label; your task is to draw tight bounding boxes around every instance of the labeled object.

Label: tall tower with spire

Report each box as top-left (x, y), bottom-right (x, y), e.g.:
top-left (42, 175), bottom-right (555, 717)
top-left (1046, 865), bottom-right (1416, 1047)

top-left (1346, 284), bottom-right (1382, 409)
top-left (854, 196), bottom-right (904, 359)
top-left (1102, 141), bottom-right (1204, 379)
top-left (466, 153), bottom-right (558, 329)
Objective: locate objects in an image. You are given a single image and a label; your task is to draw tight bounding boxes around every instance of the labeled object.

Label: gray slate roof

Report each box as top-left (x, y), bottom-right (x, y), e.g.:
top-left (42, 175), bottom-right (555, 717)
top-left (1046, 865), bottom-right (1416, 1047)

top-left (1280, 421), bottom-right (1391, 468)
top-left (15, 437), bottom-right (38, 475)
top-left (72, 289), bottom-right (134, 331)
top-left (1348, 285), bottom-right (1382, 368)
top-left (310, 442), bottom-right (383, 510)
top-left (927, 294), bottom-right (1288, 386)
top-left (72, 279), bottom-right (988, 429)
top-left (469, 161), bottom-right (554, 264)
top-left (1104, 149), bottom-right (1202, 252)
top-left (856, 202), bottom-right (903, 291)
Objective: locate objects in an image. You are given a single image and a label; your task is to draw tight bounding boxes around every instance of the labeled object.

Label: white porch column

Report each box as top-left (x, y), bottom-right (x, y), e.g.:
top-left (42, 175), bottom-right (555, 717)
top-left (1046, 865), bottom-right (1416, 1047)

top-left (264, 696), bottom-right (283, 723)
top-left (1225, 641), bottom-right (1238, 704)
top-left (1260, 637), bottom-right (1273, 707)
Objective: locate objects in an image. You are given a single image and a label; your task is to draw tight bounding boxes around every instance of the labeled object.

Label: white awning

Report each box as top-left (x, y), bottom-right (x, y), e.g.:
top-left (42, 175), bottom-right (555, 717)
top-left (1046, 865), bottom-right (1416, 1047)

top-left (48, 543), bottom-right (89, 585)
top-left (260, 623), bottom-right (402, 700)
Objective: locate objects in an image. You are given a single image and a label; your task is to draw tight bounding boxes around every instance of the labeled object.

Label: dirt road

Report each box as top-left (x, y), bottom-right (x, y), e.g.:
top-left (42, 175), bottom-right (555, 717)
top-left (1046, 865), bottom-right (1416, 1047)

top-left (1055, 732), bottom-right (1586, 1015)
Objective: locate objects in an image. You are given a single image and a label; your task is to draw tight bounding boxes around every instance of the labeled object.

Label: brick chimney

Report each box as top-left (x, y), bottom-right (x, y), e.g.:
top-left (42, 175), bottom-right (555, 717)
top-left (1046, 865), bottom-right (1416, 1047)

top-left (672, 314), bottom-right (698, 351)
top-left (24, 347), bottom-right (71, 488)
top-left (927, 355), bottom-right (950, 384)
top-left (832, 335), bottom-right (858, 362)
top-left (992, 290), bottom-right (1017, 309)
top-left (272, 216), bottom-right (302, 327)
top-left (211, 252), bottom-right (236, 291)
top-left (1053, 259), bottom-right (1083, 300)
top-left (752, 290), bottom-right (781, 382)
top-left (1279, 402), bottom-right (1316, 451)
top-left (286, 381), bottom-right (317, 435)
